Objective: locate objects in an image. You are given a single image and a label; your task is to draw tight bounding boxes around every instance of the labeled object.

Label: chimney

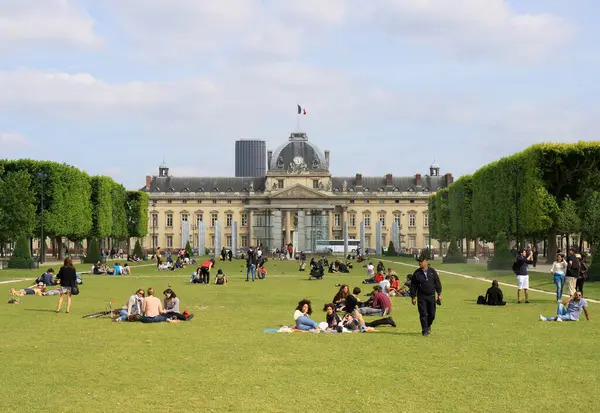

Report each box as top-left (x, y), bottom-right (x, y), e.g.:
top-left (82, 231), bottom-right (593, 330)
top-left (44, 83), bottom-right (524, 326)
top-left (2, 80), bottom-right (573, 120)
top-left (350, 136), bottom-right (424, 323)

top-left (145, 175), bottom-right (152, 190)
top-left (355, 173), bottom-right (362, 187)
top-left (415, 173), bottom-right (422, 187)
top-left (267, 150), bottom-right (273, 167)
top-left (445, 173), bottom-right (454, 186)
top-left (324, 150), bottom-right (330, 167)
top-left (386, 173), bottom-right (393, 186)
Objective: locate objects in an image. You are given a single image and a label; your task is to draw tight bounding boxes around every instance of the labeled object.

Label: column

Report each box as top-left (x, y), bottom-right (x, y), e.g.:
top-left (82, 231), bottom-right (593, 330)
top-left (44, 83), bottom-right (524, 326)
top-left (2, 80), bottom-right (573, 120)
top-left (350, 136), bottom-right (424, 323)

top-left (285, 210), bottom-right (292, 245)
top-left (328, 210), bottom-right (334, 240)
top-left (297, 210), bottom-right (305, 251)
top-left (272, 210), bottom-right (283, 252)
top-left (248, 210), bottom-right (254, 247)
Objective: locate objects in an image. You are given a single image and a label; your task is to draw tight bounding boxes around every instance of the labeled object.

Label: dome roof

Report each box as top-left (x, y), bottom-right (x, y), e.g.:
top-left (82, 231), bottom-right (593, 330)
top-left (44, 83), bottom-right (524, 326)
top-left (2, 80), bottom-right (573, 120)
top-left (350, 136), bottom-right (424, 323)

top-left (269, 132), bottom-right (328, 172)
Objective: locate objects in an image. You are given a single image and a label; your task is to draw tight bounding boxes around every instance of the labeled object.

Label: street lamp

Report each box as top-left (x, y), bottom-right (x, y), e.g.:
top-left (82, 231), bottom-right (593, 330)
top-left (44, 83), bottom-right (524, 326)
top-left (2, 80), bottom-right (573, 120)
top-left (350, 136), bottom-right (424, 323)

top-left (37, 171), bottom-right (47, 264)
top-left (512, 165), bottom-right (521, 251)
top-left (151, 200), bottom-right (157, 255)
top-left (457, 191), bottom-right (465, 255)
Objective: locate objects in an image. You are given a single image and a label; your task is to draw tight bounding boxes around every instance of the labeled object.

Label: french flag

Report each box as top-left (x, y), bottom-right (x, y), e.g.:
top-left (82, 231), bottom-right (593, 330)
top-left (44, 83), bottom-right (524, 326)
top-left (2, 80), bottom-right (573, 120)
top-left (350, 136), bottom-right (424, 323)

top-left (297, 105), bottom-right (306, 115)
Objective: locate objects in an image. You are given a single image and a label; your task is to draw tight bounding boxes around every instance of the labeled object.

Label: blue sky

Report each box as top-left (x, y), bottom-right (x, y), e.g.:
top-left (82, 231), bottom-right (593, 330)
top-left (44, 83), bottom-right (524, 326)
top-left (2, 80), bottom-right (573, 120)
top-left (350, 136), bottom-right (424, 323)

top-left (0, 0), bottom-right (598, 189)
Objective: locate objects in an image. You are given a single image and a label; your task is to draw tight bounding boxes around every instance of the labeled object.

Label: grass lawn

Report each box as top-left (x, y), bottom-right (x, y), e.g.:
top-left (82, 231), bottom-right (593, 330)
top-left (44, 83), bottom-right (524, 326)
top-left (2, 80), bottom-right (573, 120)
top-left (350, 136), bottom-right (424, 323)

top-left (1, 257), bottom-right (598, 413)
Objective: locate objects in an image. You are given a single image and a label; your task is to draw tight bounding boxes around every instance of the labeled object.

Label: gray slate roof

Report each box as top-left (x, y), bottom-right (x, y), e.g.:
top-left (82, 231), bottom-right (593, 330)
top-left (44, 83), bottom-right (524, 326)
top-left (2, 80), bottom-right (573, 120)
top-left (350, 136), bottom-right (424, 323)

top-left (144, 174), bottom-right (448, 193)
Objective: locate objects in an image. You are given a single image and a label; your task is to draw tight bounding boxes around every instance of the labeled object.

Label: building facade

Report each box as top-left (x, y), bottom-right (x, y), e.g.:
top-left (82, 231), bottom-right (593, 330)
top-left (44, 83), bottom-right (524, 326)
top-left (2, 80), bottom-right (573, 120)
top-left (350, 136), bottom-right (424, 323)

top-left (235, 139), bottom-right (266, 177)
top-left (142, 132), bottom-right (453, 253)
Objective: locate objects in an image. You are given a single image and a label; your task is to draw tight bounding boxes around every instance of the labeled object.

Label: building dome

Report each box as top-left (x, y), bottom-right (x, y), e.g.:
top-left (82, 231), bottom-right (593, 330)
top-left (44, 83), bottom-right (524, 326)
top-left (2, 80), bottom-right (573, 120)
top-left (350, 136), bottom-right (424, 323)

top-left (269, 132), bottom-right (328, 172)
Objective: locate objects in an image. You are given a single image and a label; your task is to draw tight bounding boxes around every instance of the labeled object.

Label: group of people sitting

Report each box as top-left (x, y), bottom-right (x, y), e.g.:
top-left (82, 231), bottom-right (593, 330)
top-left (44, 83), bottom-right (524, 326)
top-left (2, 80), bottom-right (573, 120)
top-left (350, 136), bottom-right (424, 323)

top-left (92, 262), bottom-right (131, 275)
top-left (114, 287), bottom-right (195, 323)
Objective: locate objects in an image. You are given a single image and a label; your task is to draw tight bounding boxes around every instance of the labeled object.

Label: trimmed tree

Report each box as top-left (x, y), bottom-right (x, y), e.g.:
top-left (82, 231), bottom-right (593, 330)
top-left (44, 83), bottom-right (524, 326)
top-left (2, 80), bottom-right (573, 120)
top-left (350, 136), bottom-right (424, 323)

top-left (133, 239), bottom-right (144, 258)
top-left (8, 235), bottom-right (34, 269)
top-left (385, 241), bottom-right (396, 256)
top-left (185, 241), bottom-right (193, 257)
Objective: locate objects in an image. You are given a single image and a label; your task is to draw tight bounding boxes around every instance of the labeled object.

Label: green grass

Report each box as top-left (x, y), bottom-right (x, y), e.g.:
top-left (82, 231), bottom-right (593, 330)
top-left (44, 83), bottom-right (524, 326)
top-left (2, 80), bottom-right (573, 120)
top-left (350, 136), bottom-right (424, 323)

top-left (1, 257), bottom-right (598, 413)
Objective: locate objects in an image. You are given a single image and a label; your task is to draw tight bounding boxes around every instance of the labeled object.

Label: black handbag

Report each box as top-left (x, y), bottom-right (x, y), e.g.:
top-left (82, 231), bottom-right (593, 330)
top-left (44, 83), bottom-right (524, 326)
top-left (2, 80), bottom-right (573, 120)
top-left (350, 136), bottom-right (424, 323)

top-left (71, 285), bottom-right (80, 296)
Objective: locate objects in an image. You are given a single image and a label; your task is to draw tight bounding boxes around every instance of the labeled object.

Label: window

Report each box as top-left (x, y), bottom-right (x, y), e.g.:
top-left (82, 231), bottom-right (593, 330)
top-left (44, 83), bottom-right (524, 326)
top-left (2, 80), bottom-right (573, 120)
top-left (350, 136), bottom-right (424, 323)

top-left (152, 214), bottom-right (158, 227)
top-left (424, 213), bottom-right (429, 227)
top-left (334, 214), bottom-right (341, 227)
top-left (226, 213), bottom-right (233, 227)
top-left (166, 214), bottom-right (173, 227)
top-left (313, 179), bottom-right (319, 189)
top-left (166, 235), bottom-right (173, 248)
top-left (241, 213), bottom-right (248, 226)
top-left (196, 214), bottom-right (203, 223)
top-left (226, 235), bottom-right (232, 248)
top-left (394, 213), bottom-right (401, 225)
top-left (211, 235), bottom-right (215, 247)
top-left (211, 213), bottom-right (218, 227)
top-left (212, 199), bottom-right (217, 204)
top-left (278, 179), bottom-right (284, 189)
top-left (364, 214), bottom-right (371, 227)
top-left (409, 213), bottom-right (416, 227)
top-left (181, 214), bottom-right (188, 222)
top-left (241, 235), bottom-right (248, 248)
top-left (182, 200), bottom-right (187, 204)
top-left (379, 213), bottom-right (386, 226)
top-left (349, 214), bottom-right (356, 227)
top-left (409, 236), bottom-right (416, 248)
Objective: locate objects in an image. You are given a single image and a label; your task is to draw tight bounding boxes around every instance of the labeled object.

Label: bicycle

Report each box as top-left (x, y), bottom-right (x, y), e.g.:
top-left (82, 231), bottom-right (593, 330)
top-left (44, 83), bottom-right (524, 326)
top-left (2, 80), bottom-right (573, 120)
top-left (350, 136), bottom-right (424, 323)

top-left (82, 301), bottom-right (119, 319)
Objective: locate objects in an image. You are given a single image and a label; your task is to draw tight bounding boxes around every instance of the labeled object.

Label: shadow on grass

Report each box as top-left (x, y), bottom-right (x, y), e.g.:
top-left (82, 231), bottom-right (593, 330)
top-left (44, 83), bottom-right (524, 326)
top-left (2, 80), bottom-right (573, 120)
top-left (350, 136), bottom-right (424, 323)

top-left (25, 309), bottom-right (58, 313)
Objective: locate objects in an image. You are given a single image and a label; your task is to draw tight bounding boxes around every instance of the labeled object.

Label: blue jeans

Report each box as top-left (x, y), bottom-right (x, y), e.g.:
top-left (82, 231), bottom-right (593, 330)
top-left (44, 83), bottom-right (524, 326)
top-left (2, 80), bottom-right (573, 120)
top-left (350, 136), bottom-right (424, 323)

top-left (140, 315), bottom-right (169, 323)
top-left (246, 264), bottom-right (256, 281)
top-left (543, 303), bottom-right (571, 321)
top-left (295, 316), bottom-right (318, 331)
top-left (117, 309), bottom-right (128, 321)
top-left (553, 273), bottom-right (565, 300)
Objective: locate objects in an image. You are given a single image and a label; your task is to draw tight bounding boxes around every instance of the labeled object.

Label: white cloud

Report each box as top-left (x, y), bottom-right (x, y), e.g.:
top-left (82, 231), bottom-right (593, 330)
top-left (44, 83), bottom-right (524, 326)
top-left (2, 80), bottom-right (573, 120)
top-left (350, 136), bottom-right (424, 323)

top-left (0, 0), bottom-right (102, 49)
top-left (0, 132), bottom-right (31, 151)
top-left (363, 0), bottom-right (575, 64)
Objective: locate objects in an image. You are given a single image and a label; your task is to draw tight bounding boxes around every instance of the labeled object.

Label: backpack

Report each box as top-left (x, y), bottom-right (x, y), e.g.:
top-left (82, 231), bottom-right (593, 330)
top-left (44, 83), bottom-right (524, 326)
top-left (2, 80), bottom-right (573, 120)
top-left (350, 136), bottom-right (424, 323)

top-left (512, 260), bottom-right (520, 275)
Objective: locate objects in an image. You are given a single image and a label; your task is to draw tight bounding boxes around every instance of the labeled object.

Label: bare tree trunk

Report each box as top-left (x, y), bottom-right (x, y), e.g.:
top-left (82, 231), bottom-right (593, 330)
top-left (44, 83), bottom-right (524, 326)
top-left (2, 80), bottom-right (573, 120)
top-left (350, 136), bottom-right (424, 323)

top-left (56, 236), bottom-right (64, 260)
top-left (547, 228), bottom-right (557, 263)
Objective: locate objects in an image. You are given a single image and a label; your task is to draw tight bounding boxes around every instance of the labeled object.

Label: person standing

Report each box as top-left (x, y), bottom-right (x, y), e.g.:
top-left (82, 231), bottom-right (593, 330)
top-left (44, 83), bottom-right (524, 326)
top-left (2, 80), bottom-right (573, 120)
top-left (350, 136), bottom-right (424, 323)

top-left (515, 249), bottom-right (534, 304)
top-left (550, 254), bottom-right (567, 301)
top-left (410, 256), bottom-right (442, 336)
top-left (565, 248), bottom-right (580, 297)
top-left (55, 258), bottom-right (78, 313)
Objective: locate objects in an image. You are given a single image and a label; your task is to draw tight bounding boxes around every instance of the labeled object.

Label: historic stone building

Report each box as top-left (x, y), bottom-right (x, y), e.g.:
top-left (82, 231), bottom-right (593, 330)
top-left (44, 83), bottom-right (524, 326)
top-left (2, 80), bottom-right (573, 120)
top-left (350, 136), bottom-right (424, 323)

top-left (142, 132), bottom-right (453, 253)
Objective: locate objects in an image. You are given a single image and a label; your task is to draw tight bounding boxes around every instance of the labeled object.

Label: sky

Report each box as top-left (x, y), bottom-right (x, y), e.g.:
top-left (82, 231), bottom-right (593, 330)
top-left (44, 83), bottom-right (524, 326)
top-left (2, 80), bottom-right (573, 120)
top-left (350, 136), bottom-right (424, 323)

top-left (0, 0), bottom-right (598, 189)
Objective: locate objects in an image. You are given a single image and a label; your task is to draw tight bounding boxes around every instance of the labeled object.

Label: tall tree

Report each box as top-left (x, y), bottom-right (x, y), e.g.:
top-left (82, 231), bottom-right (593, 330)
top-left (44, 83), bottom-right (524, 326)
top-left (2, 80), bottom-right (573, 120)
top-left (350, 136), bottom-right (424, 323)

top-left (0, 169), bottom-right (37, 242)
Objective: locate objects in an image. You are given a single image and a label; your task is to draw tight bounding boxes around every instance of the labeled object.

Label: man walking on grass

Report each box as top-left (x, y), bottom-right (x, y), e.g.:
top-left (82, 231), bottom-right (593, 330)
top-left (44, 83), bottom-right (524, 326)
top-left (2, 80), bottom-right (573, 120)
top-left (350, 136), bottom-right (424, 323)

top-left (410, 256), bottom-right (442, 336)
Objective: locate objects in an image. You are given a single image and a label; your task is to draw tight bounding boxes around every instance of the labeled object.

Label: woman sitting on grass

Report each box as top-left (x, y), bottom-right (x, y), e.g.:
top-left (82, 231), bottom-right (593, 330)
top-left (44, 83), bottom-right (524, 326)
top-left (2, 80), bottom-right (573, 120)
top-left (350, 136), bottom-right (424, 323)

top-left (332, 284), bottom-right (349, 311)
top-left (293, 299), bottom-right (319, 331)
top-left (214, 269), bottom-right (228, 285)
top-left (163, 289), bottom-right (194, 321)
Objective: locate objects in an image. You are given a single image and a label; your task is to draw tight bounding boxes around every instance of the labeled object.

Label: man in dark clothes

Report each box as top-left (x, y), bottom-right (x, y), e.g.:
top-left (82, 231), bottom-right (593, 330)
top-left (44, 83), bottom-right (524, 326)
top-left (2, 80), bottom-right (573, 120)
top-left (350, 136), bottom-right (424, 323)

top-left (485, 280), bottom-right (506, 306)
top-left (410, 256), bottom-right (442, 336)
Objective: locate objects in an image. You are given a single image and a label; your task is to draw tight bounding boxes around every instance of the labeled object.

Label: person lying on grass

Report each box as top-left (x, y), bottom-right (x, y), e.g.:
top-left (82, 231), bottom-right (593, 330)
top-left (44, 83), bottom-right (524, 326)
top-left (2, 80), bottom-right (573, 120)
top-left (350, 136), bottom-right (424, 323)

top-left (10, 283), bottom-right (46, 297)
top-left (294, 299), bottom-right (320, 331)
top-left (214, 269), bottom-right (228, 285)
top-left (540, 292), bottom-right (590, 322)
top-left (163, 289), bottom-right (194, 321)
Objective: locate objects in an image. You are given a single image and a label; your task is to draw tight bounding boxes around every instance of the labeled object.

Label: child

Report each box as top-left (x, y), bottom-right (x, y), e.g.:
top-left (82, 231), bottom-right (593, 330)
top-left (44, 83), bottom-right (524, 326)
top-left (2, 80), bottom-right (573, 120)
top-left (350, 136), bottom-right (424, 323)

top-left (214, 269), bottom-right (227, 285)
top-left (323, 303), bottom-right (342, 330)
